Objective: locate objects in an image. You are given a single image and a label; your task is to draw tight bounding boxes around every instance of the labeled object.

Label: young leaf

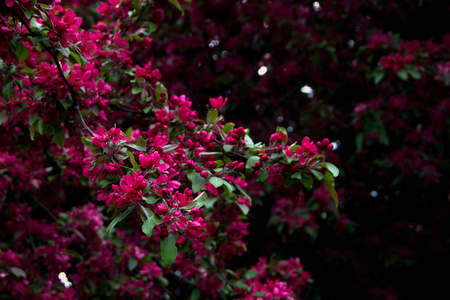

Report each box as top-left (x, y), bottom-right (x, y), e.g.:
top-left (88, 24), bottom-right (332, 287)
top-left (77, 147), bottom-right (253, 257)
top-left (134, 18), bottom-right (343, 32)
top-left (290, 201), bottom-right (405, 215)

top-left (160, 233), bottom-right (178, 267)
top-left (53, 127), bottom-right (66, 147)
top-left (206, 108), bottom-right (218, 124)
top-left (13, 44), bottom-right (29, 63)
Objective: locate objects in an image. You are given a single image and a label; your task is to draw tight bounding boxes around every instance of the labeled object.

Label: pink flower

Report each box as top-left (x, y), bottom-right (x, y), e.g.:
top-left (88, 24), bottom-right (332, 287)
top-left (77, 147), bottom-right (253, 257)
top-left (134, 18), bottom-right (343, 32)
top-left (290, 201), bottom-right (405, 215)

top-left (209, 96), bottom-right (228, 109)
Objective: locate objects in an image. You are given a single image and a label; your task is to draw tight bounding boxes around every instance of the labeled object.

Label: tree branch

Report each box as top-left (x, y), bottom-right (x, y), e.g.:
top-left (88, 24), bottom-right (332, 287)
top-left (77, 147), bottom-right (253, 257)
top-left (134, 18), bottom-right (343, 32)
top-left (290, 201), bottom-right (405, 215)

top-left (14, 11), bottom-right (94, 136)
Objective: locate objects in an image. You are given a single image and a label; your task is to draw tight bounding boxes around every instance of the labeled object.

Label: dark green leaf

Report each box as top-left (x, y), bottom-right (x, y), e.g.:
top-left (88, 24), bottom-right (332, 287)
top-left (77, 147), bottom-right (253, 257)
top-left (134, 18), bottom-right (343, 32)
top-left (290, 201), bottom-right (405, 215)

top-left (160, 233), bottom-right (178, 267)
top-left (323, 179), bottom-right (339, 207)
top-left (2, 81), bottom-right (14, 98)
top-left (233, 182), bottom-right (252, 202)
top-left (407, 67), bottom-right (421, 80)
top-left (24, 9), bottom-right (32, 19)
top-left (258, 170), bottom-right (269, 182)
top-left (53, 127), bottom-right (66, 147)
top-left (106, 209), bottom-right (133, 235)
top-left (32, 36), bottom-right (49, 46)
top-left (374, 71), bottom-right (384, 84)
top-left (127, 151), bottom-right (141, 171)
top-left (301, 174), bottom-right (313, 190)
top-left (244, 269), bottom-right (258, 279)
top-left (291, 172), bottom-right (302, 180)
top-left (13, 44), bottom-right (29, 63)
top-left (396, 69), bottom-right (408, 81)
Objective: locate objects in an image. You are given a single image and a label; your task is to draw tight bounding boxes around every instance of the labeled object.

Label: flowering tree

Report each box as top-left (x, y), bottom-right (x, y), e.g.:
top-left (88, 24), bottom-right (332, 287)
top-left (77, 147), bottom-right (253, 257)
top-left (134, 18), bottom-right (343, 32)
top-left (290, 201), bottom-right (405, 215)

top-left (0, 0), bottom-right (339, 299)
top-left (147, 0), bottom-right (450, 299)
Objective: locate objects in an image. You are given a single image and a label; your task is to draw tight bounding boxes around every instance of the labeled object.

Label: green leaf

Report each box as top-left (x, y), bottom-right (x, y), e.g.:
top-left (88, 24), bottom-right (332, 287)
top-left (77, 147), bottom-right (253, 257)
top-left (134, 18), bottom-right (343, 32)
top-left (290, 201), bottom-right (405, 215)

top-left (106, 209), bottom-right (133, 235)
top-left (160, 233), bottom-right (178, 267)
top-left (291, 172), bottom-right (302, 180)
top-left (323, 179), bottom-right (339, 207)
top-left (30, 122), bottom-right (36, 141)
top-left (2, 81), bottom-right (14, 98)
top-left (407, 67), bottom-right (421, 80)
top-left (53, 127), bottom-right (66, 147)
top-left (223, 123), bottom-right (235, 134)
top-left (10, 267), bottom-right (26, 278)
top-left (258, 170), bottom-right (269, 182)
top-left (206, 108), bottom-right (218, 124)
top-left (136, 136), bottom-right (147, 147)
top-left (30, 18), bottom-right (42, 31)
top-left (24, 9), bottom-right (32, 19)
top-left (223, 144), bottom-right (233, 152)
top-left (187, 171), bottom-right (207, 193)
top-left (194, 192), bottom-right (207, 208)
top-left (325, 162), bottom-right (339, 177)
top-left (32, 36), bottom-right (49, 46)
top-left (245, 156), bottom-right (260, 171)
top-left (128, 257), bottom-right (138, 271)
top-left (374, 71), bottom-right (384, 84)
top-left (142, 216), bottom-right (156, 237)
top-left (222, 181), bottom-right (236, 194)
top-left (60, 97), bottom-right (72, 109)
top-left (131, 87), bottom-right (143, 94)
top-left (209, 177), bottom-right (225, 188)
top-left (355, 133), bottom-right (363, 152)
top-left (69, 50), bottom-right (86, 67)
top-left (57, 47), bottom-right (70, 57)
top-left (13, 44), bottom-right (29, 63)
top-left (233, 182), bottom-right (252, 202)
top-left (127, 151), bottom-right (141, 171)
top-left (168, 0), bottom-right (183, 12)
top-left (190, 289), bottom-right (201, 300)
top-left (301, 174), bottom-right (313, 190)
top-left (155, 82), bottom-right (167, 102)
top-left (396, 69), bottom-right (408, 81)
top-left (237, 203), bottom-right (249, 215)
top-left (310, 169), bottom-right (323, 180)
top-left (244, 269), bottom-right (258, 279)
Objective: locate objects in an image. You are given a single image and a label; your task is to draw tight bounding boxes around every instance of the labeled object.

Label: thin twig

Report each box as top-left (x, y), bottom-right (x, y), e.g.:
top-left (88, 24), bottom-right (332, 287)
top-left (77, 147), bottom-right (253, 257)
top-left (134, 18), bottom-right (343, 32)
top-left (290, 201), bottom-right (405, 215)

top-left (204, 258), bottom-right (235, 289)
top-left (121, 2), bottom-right (152, 37)
top-left (10, 191), bottom-right (36, 253)
top-left (28, 193), bottom-right (58, 222)
top-left (14, 11), bottom-right (94, 136)
top-left (110, 104), bottom-right (151, 115)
